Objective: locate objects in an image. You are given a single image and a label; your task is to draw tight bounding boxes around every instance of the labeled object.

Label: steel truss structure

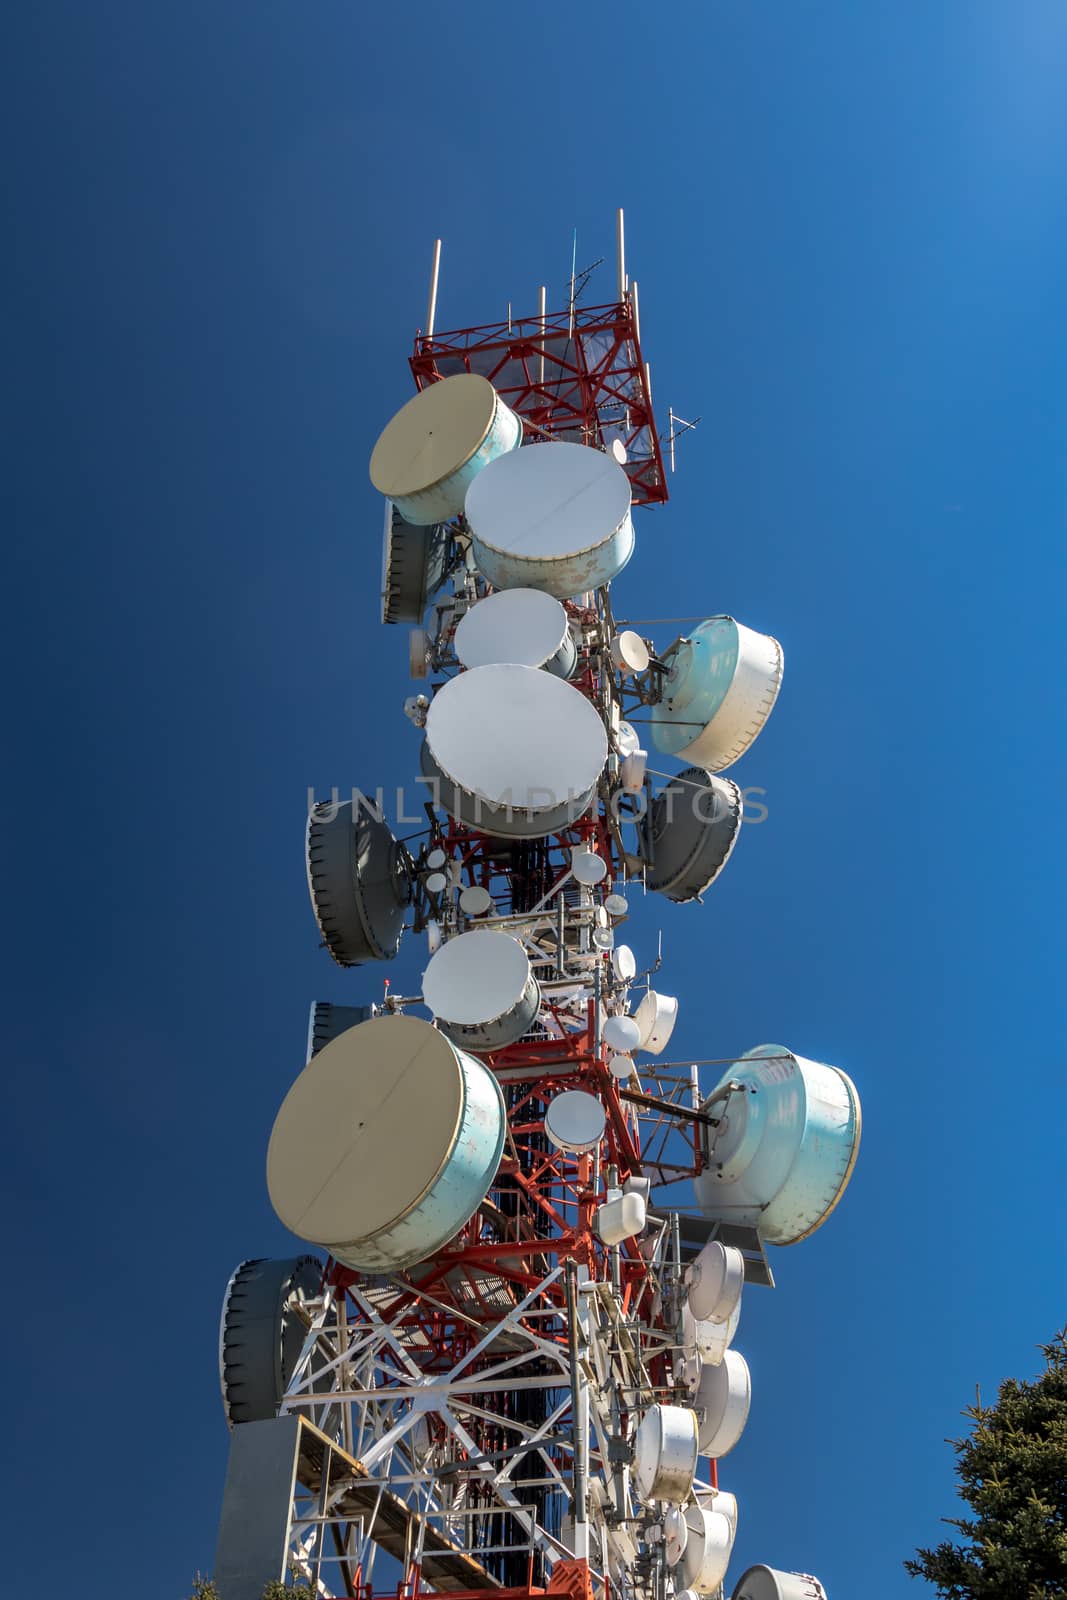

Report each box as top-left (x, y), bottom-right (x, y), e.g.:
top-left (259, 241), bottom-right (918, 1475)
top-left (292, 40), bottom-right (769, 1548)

top-left (276, 1224), bottom-right (726, 1599)
top-left (411, 301), bottom-right (668, 508)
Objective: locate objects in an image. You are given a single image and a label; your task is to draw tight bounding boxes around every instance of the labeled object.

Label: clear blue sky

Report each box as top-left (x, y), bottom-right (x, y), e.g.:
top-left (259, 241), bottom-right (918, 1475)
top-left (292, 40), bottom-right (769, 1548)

top-left (4, 4), bottom-right (1066, 1596)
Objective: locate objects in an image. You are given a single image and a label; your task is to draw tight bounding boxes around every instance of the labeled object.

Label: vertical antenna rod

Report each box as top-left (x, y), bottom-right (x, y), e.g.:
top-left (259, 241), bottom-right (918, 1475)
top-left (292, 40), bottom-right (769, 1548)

top-left (616, 208), bottom-right (627, 303)
top-left (539, 284), bottom-right (547, 387)
top-left (425, 238), bottom-right (442, 338)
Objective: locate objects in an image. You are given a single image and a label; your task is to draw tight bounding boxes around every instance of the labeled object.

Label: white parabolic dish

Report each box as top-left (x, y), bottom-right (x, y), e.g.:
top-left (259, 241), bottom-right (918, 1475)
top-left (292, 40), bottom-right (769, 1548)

top-left (603, 1014), bottom-right (642, 1053)
top-left (545, 1090), bottom-right (606, 1154)
top-left (572, 848), bottom-right (609, 885)
top-left (633, 990), bottom-right (679, 1055)
top-left (731, 1568), bottom-right (828, 1600)
top-left (459, 884), bottom-right (493, 916)
top-left (454, 588), bottom-right (572, 671)
top-left (465, 441), bottom-right (634, 599)
top-left (612, 944), bottom-right (637, 982)
top-left (425, 664), bottom-right (608, 817)
top-left (423, 929), bottom-right (532, 1026)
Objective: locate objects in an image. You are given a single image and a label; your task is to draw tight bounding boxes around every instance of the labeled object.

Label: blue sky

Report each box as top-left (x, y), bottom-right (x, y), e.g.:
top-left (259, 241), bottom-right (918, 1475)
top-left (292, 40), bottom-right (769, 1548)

top-left (4, 3), bottom-right (1066, 1596)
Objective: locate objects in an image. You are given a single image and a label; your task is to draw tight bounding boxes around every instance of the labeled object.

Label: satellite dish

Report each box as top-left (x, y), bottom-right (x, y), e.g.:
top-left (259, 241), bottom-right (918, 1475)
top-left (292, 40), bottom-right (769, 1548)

top-left (663, 1505), bottom-right (689, 1566)
top-left (674, 1505), bottom-right (736, 1595)
top-left (268, 1015), bottom-right (506, 1274)
top-left (306, 800), bottom-right (413, 966)
top-left (616, 720), bottom-right (642, 757)
top-left (633, 990), bottom-right (679, 1054)
top-left (426, 918), bottom-right (442, 954)
top-left (545, 1090), bottom-right (606, 1154)
top-left (610, 437), bottom-right (629, 466)
top-left (610, 631), bottom-right (650, 676)
top-left (422, 664), bottom-right (608, 839)
top-left (369, 373), bottom-right (522, 526)
top-left (592, 926), bottom-right (615, 952)
top-left (604, 892), bottom-right (629, 917)
top-left (703, 1488), bottom-right (738, 1534)
top-left (693, 1046), bottom-right (862, 1246)
top-left (603, 1014), bottom-right (641, 1053)
top-left (612, 944), bottom-right (637, 982)
top-left (572, 848), bottom-right (609, 885)
top-left (633, 1404), bottom-right (699, 1505)
top-left (609, 1054), bottom-right (634, 1080)
top-left (454, 588), bottom-right (577, 679)
top-left (459, 883), bottom-right (493, 916)
top-left (422, 929), bottom-right (540, 1052)
top-left (693, 1348), bottom-right (751, 1457)
top-left (380, 499), bottom-right (449, 624)
top-left (732, 1569), bottom-right (828, 1600)
top-left (645, 769), bottom-right (743, 903)
top-left (683, 1297), bottom-right (742, 1369)
top-left (426, 847), bottom-right (447, 869)
top-left (465, 440), bottom-right (635, 599)
top-left (650, 617), bottom-right (784, 771)
top-left (306, 1001), bottom-right (375, 1062)
top-left (219, 1255), bottom-right (325, 1428)
top-left (425, 871), bottom-right (448, 894)
top-left (686, 1240), bottom-right (745, 1325)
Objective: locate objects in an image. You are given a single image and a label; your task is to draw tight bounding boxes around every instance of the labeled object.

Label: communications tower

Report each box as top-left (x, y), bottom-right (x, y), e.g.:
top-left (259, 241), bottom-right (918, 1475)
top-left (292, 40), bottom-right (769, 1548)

top-left (213, 213), bottom-right (861, 1600)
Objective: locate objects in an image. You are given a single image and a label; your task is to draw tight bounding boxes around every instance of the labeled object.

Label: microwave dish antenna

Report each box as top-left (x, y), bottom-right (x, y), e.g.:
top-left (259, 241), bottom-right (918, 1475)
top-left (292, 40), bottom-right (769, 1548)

top-left (454, 587), bottom-right (577, 677)
top-left (422, 928), bottom-right (540, 1052)
top-left (650, 617), bottom-right (784, 771)
top-left (306, 1000), bottom-right (375, 1060)
top-left (465, 440), bottom-right (634, 599)
top-left (218, 1256), bottom-right (324, 1428)
top-left (645, 769), bottom-right (743, 903)
top-left (422, 663), bottom-right (608, 839)
top-left (732, 1570), bottom-right (829, 1600)
top-left (305, 800), bottom-right (413, 965)
top-left (268, 1015), bottom-right (506, 1274)
top-left (694, 1045), bottom-right (862, 1245)
top-left (370, 372), bottom-right (521, 525)
top-left (545, 1090), bottom-right (606, 1154)
top-left (380, 499), bottom-right (449, 624)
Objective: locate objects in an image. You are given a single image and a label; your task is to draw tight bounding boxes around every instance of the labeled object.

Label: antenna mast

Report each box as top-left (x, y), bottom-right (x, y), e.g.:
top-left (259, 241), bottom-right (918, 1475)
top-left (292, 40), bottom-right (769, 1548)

top-left (211, 214), bottom-right (857, 1600)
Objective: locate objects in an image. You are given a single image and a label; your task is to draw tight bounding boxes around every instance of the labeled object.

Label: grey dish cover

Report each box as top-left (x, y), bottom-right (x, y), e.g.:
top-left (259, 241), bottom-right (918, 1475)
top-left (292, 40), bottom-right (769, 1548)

top-left (306, 799), bottom-right (412, 965)
top-left (645, 768), bottom-right (743, 902)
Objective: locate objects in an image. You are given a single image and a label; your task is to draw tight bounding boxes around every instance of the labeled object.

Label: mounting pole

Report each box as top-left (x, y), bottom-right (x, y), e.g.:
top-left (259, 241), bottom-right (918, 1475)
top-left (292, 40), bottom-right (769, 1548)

top-left (566, 1261), bottom-right (590, 1558)
top-left (425, 239), bottom-right (442, 339)
top-left (569, 226), bottom-right (578, 337)
top-left (669, 407), bottom-right (676, 473)
top-left (538, 284), bottom-right (547, 387)
top-left (616, 208), bottom-right (627, 303)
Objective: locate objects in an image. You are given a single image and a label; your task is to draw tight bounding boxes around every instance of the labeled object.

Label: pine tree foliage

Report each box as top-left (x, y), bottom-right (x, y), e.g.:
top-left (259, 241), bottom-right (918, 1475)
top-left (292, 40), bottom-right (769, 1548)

top-left (187, 1580), bottom-right (311, 1599)
top-left (905, 1330), bottom-right (1067, 1598)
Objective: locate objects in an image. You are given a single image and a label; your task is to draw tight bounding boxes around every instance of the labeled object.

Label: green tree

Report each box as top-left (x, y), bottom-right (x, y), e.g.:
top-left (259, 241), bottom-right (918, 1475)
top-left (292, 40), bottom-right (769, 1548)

top-left (188, 1580), bottom-right (311, 1599)
top-left (906, 1330), bottom-right (1067, 1597)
